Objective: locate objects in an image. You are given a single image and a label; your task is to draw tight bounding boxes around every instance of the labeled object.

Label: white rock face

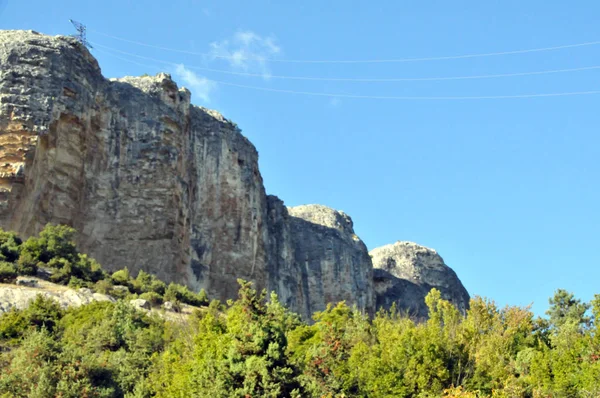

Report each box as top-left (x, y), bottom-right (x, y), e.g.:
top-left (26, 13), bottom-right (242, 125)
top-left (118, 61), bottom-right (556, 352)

top-left (0, 30), bottom-right (376, 320)
top-left (0, 278), bottom-right (115, 313)
top-left (370, 241), bottom-right (470, 317)
top-left (130, 298), bottom-right (151, 310)
top-left (284, 205), bottom-right (374, 317)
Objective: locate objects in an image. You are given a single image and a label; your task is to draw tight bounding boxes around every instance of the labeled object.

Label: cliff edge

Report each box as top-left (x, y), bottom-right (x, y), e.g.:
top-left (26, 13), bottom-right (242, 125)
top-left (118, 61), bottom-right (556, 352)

top-left (0, 30), bottom-right (468, 319)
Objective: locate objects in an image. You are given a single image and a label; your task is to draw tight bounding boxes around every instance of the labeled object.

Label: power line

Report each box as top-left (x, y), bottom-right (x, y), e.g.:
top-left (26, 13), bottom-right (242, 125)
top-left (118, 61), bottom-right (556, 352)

top-left (93, 42), bottom-right (600, 83)
top-left (95, 48), bottom-right (600, 100)
top-left (89, 28), bottom-right (600, 64)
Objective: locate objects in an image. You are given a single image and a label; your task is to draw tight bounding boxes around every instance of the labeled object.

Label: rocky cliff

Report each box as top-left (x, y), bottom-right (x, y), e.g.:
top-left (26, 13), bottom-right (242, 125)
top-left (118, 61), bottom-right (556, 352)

top-left (0, 30), bottom-right (467, 319)
top-left (370, 241), bottom-right (470, 318)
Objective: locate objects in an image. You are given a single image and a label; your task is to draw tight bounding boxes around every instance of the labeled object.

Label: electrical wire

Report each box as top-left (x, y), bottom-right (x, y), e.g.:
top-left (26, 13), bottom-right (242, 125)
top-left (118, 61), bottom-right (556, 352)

top-left (90, 28), bottom-right (600, 64)
top-left (92, 42), bottom-right (600, 83)
top-left (95, 47), bottom-right (600, 100)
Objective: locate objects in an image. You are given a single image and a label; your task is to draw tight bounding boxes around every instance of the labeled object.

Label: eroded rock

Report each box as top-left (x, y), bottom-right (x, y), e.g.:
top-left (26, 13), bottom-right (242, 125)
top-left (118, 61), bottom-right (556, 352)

top-left (0, 30), bottom-right (377, 319)
top-left (370, 241), bottom-right (470, 317)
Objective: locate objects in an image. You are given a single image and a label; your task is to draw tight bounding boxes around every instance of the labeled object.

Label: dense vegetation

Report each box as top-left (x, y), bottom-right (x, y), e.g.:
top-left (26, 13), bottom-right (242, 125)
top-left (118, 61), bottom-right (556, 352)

top-left (0, 224), bottom-right (208, 308)
top-left (1, 225), bottom-right (599, 397)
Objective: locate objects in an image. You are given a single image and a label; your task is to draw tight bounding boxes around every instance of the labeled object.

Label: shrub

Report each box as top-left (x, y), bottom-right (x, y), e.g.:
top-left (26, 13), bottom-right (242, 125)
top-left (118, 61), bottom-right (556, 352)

top-left (15, 252), bottom-right (39, 276)
top-left (0, 309), bottom-right (28, 341)
top-left (48, 258), bottom-right (73, 284)
top-left (198, 288), bottom-right (209, 306)
top-left (164, 283), bottom-right (208, 307)
top-left (0, 295), bottom-right (64, 340)
top-left (112, 267), bottom-right (131, 286)
top-left (95, 278), bottom-right (113, 295)
top-left (23, 294), bottom-right (64, 332)
top-left (109, 285), bottom-right (133, 300)
top-left (0, 229), bottom-right (22, 262)
top-left (18, 224), bottom-right (78, 266)
top-left (0, 261), bottom-right (17, 282)
top-left (131, 270), bottom-right (167, 295)
top-left (139, 291), bottom-right (163, 307)
top-left (150, 279), bottom-right (167, 295)
top-left (68, 276), bottom-right (91, 289)
top-left (74, 254), bottom-right (105, 283)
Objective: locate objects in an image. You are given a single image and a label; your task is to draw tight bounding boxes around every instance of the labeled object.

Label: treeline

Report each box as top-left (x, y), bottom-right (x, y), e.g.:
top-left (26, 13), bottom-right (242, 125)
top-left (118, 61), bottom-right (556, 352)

top-left (1, 226), bottom-right (599, 397)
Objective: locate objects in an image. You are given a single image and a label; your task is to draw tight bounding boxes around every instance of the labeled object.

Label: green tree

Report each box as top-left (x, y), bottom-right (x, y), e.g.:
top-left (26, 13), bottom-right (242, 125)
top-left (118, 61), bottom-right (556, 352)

top-left (546, 289), bottom-right (591, 330)
top-left (0, 229), bottom-right (21, 262)
top-left (0, 262), bottom-right (17, 283)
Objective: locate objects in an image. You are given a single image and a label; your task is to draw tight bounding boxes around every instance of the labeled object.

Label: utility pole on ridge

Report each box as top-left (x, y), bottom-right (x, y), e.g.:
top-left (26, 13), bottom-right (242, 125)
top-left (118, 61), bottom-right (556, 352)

top-left (69, 19), bottom-right (93, 49)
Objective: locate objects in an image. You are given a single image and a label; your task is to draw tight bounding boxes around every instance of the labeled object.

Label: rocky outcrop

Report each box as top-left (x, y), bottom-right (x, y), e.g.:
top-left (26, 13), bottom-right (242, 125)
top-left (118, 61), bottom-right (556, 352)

top-left (286, 205), bottom-right (374, 317)
top-left (0, 277), bottom-right (202, 322)
top-left (370, 241), bottom-right (470, 318)
top-left (0, 30), bottom-right (375, 320)
top-left (0, 277), bottom-right (115, 313)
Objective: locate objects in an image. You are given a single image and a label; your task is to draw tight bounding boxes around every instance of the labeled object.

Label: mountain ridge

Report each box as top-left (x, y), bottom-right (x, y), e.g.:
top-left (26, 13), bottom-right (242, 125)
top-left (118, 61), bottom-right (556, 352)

top-left (0, 29), bottom-right (468, 318)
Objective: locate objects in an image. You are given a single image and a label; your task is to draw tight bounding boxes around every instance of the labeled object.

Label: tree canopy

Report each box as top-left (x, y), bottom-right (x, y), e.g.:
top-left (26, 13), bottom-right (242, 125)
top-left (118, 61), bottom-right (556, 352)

top-left (1, 225), bottom-right (599, 397)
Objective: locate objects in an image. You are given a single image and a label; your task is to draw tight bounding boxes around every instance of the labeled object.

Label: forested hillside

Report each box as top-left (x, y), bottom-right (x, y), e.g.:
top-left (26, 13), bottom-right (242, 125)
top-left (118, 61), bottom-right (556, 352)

top-left (0, 225), bottom-right (599, 397)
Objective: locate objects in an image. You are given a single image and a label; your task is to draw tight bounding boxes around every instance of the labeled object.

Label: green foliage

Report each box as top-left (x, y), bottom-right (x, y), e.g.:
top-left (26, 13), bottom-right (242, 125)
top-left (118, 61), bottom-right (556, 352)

top-left (164, 282), bottom-right (209, 307)
top-left (139, 291), bottom-right (163, 306)
top-left (15, 252), bottom-right (38, 275)
top-left (94, 278), bottom-right (113, 294)
top-left (131, 270), bottom-right (167, 296)
top-left (20, 224), bottom-right (78, 265)
top-left (1, 280), bottom-right (600, 397)
top-left (0, 261), bottom-right (17, 282)
top-left (0, 229), bottom-right (21, 262)
top-left (0, 300), bottom-right (166, 397)
top-left (150, 279), bottom-right (302, 397)
top-left (112, 267), bottom-right (131, 286)
top-left (3, 224), bottom-right (600, 397)
top-left (0, 295), bottom-right (64, 342)
top-left (546, 288), bottom-right (591, 330)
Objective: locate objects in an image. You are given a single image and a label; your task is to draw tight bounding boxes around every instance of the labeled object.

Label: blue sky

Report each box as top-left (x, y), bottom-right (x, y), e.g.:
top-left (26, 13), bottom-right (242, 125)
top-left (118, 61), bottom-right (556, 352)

top-left (2, 0), bottom-right (600, 316)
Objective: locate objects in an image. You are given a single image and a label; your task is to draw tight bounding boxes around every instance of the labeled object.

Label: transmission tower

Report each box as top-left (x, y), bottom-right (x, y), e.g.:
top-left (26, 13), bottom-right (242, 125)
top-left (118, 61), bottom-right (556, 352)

top-left (69, 19), bottom-right (92, 49)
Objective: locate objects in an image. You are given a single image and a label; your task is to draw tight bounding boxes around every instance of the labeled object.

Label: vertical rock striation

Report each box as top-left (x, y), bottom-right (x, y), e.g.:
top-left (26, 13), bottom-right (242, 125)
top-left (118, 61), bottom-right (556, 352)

top-left (0, 30), bottom-right (377, 319)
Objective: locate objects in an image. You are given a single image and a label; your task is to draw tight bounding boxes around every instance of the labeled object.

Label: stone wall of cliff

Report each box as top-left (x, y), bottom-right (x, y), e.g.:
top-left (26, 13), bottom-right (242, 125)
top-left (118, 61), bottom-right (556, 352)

top-left (0, 30), bottom-right (377, 319)
top-left (370, 241), bottom-right (471, 318)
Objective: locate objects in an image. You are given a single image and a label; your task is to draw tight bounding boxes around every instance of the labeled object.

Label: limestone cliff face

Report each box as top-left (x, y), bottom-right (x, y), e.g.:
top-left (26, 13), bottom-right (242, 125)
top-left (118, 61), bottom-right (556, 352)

top-left (286, 205), bottom-right (374, 317)
top-left (370, 241), bottom-right (470, 318)
top-left (0, 30), bottom-right (375, 319)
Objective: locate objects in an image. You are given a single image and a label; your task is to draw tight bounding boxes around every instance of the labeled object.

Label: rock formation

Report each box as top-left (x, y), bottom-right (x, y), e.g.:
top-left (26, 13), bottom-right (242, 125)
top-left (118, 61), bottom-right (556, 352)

top-left (370, 241), bottom-right (470, 318)
top-left (0, 276), bottom-right (115, 313)
top-left (0, 30), bottom-right (467, 320)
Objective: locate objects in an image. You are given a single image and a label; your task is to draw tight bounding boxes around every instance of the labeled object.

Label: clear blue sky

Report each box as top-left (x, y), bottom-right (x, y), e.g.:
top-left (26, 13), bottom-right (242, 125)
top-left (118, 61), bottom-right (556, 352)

top-left (2, 0), bottom-right (600, 316)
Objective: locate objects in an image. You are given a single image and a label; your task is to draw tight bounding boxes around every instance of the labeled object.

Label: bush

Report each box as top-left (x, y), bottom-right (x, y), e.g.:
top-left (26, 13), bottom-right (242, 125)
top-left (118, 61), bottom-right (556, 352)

top-left (45, 254), bottom-right (106, 286)
top-left (0, 295), bottom-right (64, 341)
top-left (68, 276), bottom-right (91, 289)
top-left (15, 252), bottom-right (38, 276)
top-left (198, 288), bottom-right (209, 306)
top-left (94, 278), bottom-right (113, 294)
top-left (139, 291), bottom-right (163, 307)
top-left (0, 229), bottom-right (22, 262)
top-left (0, 309), bottom-right (28, 341)
top-left (48, 258), bottom-right (73, 284)
top-left (131, 270), bottom-right (167, 296)
top-left (0, 261), bottom-right (17, 282)
top-left (112, 267), bottom-right (131, 286)
top-left (23, 294), bottom-right (64, 332)
top-left (150, 279), bottom-right (167, 295)
top-left (18, 224), bottom-right (78, 266)
top-left (73, 254), bottom-right (105, 283)
top-left (164, 283), bottom-right (208, 307)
